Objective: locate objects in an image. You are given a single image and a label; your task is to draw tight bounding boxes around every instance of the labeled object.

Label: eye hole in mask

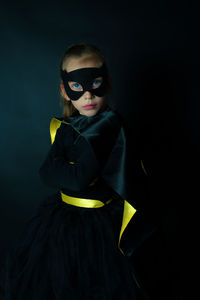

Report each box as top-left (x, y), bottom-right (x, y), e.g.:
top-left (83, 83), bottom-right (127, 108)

top-left (68, 77), bottom-right (103, 92)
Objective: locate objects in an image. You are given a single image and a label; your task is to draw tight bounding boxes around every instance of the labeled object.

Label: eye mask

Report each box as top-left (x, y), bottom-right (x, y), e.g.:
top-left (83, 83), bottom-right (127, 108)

top-left (60, 63), bottom-right (109, 100)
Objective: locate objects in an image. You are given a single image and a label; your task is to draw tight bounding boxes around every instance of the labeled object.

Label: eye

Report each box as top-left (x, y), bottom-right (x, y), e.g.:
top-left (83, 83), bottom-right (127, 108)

top-left (68, 81), bottom-right (83, 91)
top-left (92, 77), bottom-right (102, 89)
top-left (93, 80), bottom-right (100, 86)
top-left (73, 83), bottom-right (80, 88)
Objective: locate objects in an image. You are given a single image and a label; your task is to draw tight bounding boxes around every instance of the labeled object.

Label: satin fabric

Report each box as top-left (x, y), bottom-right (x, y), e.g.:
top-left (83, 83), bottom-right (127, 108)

top-left (60, 192), bottom-right (113, 208)
top-left (50, 108), bottom-right (139, 254)
top-left (53, 108), bottom-right (131, 201)
top-left (62, 107), bottom-right (156, 255)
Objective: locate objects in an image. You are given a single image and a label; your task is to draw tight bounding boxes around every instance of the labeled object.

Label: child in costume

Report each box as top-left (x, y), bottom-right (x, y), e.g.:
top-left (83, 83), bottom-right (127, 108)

top-left (0, 43), bottom-right (153, 299)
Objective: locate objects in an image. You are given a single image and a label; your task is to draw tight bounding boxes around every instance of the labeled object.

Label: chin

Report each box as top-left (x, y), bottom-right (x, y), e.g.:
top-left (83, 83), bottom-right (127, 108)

top-left (81, 109), bottom-right (100, 117)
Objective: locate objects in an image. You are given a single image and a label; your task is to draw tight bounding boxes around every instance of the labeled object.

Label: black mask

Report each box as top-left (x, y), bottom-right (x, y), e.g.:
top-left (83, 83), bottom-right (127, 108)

top-left (60, 63), bottom-right (109, 101)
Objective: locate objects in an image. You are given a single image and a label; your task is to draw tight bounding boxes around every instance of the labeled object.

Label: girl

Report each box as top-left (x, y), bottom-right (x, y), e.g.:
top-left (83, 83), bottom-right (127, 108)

top-left (0, 42), bottom-right (153, 299)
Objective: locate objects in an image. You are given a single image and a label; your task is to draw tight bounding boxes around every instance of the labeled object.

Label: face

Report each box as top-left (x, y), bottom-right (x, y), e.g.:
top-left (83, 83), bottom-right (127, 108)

top-left (60, 55), bottom-right (111, 117)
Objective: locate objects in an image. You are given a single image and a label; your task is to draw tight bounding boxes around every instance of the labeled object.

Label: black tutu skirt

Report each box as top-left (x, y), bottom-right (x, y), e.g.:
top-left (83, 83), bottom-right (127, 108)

top-left (0, 192), bottom-right (146, 300)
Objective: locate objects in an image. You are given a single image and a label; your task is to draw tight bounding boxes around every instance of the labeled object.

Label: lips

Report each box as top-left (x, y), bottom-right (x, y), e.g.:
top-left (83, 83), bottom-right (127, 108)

top-left (83, 104), bottom-right (97, 110)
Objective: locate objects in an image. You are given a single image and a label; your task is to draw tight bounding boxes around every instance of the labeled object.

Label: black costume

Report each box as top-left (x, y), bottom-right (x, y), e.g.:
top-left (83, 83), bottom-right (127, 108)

top-left (0, 106), bottom-right (154, 299)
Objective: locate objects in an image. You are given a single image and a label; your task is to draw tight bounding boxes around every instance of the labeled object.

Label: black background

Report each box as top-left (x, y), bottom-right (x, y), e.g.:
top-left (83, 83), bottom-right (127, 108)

top-left (0, 0), bottom-right (199, 299)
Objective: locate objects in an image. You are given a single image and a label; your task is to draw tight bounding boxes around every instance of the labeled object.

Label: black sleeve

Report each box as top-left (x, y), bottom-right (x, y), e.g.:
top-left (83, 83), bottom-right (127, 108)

top-left (39, 123), bottom-right (100, 191)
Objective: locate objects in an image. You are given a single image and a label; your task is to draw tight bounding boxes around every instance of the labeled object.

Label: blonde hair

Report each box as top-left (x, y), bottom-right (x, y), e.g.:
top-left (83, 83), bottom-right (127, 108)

top-left (59, 42), bottom-right (109, 118)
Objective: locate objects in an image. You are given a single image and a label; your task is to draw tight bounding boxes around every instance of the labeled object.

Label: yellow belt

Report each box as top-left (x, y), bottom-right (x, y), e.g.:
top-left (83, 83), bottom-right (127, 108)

top-left (61, 192), bottom-right (136, 254)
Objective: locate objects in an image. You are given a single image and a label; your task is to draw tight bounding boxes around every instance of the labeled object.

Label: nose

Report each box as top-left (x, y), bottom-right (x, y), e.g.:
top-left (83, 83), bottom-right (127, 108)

top-left (83, 90), bottom-right (93, 99)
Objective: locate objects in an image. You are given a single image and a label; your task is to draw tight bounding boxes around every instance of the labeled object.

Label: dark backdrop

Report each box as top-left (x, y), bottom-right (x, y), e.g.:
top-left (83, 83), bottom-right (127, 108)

top-left (0, 0), bottom-right (199, 299)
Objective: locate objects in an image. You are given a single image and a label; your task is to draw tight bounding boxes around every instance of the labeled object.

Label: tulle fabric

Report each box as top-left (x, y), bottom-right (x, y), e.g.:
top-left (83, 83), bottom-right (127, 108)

top-left (0, 193), bottom-right (142, 300)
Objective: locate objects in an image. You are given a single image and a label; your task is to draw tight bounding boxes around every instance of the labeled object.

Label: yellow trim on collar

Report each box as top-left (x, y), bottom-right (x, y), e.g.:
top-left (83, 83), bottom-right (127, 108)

top-left (50, 118), bottom-right (70, 144)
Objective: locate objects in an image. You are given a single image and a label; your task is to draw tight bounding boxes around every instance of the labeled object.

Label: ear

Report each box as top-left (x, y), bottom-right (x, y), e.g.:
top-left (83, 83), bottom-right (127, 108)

top-left (60, 82), bottom-right (71, 101)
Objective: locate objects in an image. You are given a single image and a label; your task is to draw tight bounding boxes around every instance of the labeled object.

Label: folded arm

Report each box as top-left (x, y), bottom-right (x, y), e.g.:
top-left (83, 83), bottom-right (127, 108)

top-left (39, 123), bottom-right (100, 191)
